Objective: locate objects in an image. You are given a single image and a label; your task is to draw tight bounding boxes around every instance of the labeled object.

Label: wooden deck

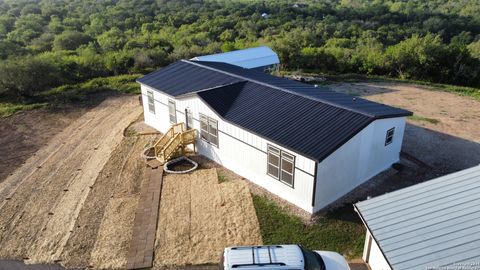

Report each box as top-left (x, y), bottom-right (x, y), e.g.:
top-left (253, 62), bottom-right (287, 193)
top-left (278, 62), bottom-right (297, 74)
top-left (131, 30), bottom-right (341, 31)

top-left (126, 165), bottom-right (163, 269)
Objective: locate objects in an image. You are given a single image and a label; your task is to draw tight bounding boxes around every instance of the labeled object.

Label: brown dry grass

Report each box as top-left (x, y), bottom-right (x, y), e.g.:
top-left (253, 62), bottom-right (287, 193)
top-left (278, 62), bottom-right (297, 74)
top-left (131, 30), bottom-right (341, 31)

top-left (154, 168), bottom-right (262, 267)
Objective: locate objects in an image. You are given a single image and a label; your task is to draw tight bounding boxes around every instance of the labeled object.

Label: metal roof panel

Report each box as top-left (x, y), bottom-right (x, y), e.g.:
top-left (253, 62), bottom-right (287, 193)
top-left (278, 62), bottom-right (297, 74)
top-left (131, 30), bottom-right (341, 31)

top-left (355, 165), bottom-right (480, 270)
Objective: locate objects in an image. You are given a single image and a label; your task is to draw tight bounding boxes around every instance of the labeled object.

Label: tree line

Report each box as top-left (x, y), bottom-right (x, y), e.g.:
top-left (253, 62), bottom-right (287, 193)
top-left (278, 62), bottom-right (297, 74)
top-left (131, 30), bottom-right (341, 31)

top-left (1, 0), bottom-right (479, 100)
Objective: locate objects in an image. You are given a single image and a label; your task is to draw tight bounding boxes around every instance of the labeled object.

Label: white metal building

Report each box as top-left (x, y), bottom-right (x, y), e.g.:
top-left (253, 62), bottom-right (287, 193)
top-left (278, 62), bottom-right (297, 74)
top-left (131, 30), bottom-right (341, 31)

top-left (191, 46), bottom-right (280, 71)
top-left (355, 165), bottom-right (480, 270)
top-left (138, 59), bottom-right (411, 213)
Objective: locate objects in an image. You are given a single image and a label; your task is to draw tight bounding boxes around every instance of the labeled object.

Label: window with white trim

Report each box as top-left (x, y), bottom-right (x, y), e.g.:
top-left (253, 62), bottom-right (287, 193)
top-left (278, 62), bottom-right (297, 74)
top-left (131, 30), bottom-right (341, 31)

top-left (267, 145), bottom-right (295, 187)
top-left (147, 90), bottom-right (155, 114)
top-left (199, 114), bottom-right (218, 147)
top-left (186, 109), bottom-right (193, 129)
top-left (168, 100), bottom-right (176, 124)
top-left (385, 127), bottom-right (395, 146)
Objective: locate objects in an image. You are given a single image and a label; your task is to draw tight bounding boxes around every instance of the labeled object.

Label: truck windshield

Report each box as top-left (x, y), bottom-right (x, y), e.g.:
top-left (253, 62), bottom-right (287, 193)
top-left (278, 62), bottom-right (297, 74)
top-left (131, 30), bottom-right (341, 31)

top-left (300, 247), bottom-right (326, 270)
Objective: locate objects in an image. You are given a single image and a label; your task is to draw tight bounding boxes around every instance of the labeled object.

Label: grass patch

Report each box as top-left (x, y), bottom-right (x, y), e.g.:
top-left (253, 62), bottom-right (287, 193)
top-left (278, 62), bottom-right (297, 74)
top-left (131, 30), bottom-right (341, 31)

top-left (217, 171), bottom-right (228, 183)
top-left (407, 114), bottom-right (440, 124)
top-left (0, 102), bottom-right (48, 117)
top-left (40, 74), bottom-right (141, 103)
top-left (282, 71), bottom-right (480, 100)
top-left (252, 194), bottom-right (365, 259)
top-left (367, 76), bottom-right (480, 101)
top-left (0, 74), bottom-right (141, 118)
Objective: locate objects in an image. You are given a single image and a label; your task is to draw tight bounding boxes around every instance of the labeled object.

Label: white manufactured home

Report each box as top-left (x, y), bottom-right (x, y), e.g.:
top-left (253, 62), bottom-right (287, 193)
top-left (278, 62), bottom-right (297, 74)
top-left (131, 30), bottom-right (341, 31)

top-left (138, 59), bottom-right (411, 213)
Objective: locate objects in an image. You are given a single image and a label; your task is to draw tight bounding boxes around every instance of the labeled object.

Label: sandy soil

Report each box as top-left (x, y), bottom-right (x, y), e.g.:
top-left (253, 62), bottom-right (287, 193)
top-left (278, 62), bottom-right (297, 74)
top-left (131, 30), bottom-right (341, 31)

top-left (154, 168), bottom-right (262, 267)
top-left (0, 107), bottom-right (89, 182)
top-left (0, 96), bottom-right (142, 266)
top-left (330, 82), bottom-right (480, 173)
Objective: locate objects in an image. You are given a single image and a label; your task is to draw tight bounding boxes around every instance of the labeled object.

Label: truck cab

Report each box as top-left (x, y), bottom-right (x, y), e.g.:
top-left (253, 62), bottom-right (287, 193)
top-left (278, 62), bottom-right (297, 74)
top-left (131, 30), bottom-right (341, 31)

top-left (220, 245), bottom-right (350, 270)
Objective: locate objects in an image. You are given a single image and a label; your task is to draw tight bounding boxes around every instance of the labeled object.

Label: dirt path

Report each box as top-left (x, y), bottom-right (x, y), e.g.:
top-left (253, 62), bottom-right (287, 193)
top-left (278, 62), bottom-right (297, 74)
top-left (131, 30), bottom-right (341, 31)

top-left (88, 135), bottom-right (152, 270)
top-left (154, 168), bottom-right (262, 267)
top-left (330, 82), bottom-right (480, 173)
top-left (0, 96), bottom-right (142, 264)
top-left (0, 107), bottom-right (89, 182)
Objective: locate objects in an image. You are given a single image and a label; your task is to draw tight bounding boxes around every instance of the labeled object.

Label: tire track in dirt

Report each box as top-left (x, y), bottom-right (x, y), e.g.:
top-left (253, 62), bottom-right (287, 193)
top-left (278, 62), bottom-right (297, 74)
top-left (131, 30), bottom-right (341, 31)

top-left (0, 107), bottom-right (102, 204)
top-left (0, 96), bottom-right (140, 260)
top-left (59, 136), bottom-right (137, 268)
top-left (26, 100), bottom-right (142, 264)
top-left (88, 135), bottom-right (151, 269)
top-left (0, 108), bottom-right (121, 258)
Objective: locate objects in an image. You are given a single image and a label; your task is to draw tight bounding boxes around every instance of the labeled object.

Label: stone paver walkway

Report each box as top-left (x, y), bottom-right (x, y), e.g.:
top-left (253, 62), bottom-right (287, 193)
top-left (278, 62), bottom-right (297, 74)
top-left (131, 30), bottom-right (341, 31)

top-left (126, 164), bottom-right (163, 269)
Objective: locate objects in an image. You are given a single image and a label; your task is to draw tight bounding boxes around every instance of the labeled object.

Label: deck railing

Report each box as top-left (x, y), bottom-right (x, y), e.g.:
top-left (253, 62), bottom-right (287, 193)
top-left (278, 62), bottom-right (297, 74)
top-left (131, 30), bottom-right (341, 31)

top-left (153, 122), bottom-right (196, 164)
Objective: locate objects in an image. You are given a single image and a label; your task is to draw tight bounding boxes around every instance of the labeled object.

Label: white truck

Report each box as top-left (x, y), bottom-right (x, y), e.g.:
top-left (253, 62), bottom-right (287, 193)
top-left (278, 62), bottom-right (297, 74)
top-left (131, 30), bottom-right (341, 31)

top-left (220, 244), bottom-right (350, 270)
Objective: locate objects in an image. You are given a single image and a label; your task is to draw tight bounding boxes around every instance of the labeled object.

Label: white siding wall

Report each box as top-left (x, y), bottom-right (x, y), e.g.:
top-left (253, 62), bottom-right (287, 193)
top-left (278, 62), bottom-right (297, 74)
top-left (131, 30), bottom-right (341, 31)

top-left (312, 117), bottom-right (406, 212)
top-left (363, 230), bottom-right (392, 270)
top-left (141, 85), bottom-right (316, 212)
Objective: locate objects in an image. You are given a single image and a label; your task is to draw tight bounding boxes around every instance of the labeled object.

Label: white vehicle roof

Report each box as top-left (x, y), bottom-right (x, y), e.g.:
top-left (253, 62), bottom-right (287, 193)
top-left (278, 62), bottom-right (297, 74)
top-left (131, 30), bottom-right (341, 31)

top-left (191, 46), bottom-right (280, 69)
top-left (223, 245), bottom-right (304, 270)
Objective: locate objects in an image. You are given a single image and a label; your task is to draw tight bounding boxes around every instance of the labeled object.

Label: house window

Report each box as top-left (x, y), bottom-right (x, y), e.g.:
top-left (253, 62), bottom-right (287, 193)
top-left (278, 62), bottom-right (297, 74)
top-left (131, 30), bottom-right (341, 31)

top-left (168, 100), bottom-right (176, 124)
top-left (200, 114), bottom-right (218, 147)
top-left (186, 109), bottom-right (193, 129)
top-left (147, 90), bottom-right (155, 114)
top-left (267, 146), bottom-right (280, 179)
top-left (281, 152), bottom-right (294, 186)
top-left (267, 145), bottom-right (295, 187)
top-left (385, 127), bottom-right (395, 146)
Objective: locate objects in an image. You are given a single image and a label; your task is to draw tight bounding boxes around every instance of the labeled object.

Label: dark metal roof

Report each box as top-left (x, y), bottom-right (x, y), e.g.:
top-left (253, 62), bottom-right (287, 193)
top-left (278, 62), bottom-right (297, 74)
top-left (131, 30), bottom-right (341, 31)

top-left (138, 60), bottom-right (412, 162)
top-left (198, 81), bottom-right (372, 161)
top-left (137, 61), bottom-right (243, 96)
top-left (195, 61), bottom-right (411, 118)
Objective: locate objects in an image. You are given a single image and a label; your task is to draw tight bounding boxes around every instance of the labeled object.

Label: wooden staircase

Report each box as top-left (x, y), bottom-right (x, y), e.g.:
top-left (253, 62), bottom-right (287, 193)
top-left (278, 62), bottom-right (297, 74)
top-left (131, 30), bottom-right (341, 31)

top-left (153, 123), bottom-right (196, 164)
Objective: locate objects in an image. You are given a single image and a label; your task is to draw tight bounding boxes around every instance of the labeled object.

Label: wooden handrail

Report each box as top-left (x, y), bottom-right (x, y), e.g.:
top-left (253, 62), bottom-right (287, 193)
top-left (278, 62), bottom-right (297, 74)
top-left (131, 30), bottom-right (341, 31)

top-left (153, 122), bottom-right (196, 164)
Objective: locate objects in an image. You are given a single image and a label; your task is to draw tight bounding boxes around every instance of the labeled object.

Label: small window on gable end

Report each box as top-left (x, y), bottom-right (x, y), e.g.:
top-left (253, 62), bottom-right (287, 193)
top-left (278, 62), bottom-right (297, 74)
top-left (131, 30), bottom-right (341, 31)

top-left (385, 127), bottom-right (395, 146)
top-left (147, 90), bottom-right (155, 114)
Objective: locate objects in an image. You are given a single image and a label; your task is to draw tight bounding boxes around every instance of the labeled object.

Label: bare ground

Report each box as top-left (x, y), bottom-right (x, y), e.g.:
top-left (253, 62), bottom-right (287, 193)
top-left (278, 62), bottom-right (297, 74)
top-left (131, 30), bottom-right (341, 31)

top-left (0, 95), bottom-right (143, 267)
top-left (154, 167), bottom-right (262, 267)
top-left (329, 82), bottom-right (480, 173)
top-left (0, 107), bottom-right (89, 182)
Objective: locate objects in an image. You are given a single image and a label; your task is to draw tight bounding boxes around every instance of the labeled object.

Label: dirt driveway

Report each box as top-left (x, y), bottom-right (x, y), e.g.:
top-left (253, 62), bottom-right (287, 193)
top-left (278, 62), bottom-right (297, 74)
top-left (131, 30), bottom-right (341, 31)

top-left (330, 82), bottom-right (480, 174)
top-left (154, 167), bottom-right (262, 267)
top-left (0, 95), bottom-right (143, 268)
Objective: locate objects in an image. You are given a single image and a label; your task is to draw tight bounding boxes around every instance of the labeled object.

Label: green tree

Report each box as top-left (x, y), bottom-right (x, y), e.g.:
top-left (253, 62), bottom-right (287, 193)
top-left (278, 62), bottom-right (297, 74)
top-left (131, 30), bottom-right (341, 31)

top-left (385, 34), bottom-right (448, 80)
top-left (53, 31), bottom-right (91, 51)
top-left (97, 27), bottom-right (127, 51)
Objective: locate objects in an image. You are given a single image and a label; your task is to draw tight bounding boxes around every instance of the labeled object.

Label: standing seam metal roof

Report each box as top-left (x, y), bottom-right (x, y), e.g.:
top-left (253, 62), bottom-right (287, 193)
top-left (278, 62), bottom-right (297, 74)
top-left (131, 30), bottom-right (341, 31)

top-left (137, 60), bottom-right (412, 162)
top-left (191, 46), bottom-right (280, 69)
top-left (354, 165), bottom-right (480, 270)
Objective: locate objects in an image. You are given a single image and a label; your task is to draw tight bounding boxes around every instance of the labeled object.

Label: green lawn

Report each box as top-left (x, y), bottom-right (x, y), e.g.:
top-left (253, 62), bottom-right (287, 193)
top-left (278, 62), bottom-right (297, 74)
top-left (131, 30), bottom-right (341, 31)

top-left (252, 194), bottom-right (365, 260)
top-left (407, 114), bottom-right (441, 124)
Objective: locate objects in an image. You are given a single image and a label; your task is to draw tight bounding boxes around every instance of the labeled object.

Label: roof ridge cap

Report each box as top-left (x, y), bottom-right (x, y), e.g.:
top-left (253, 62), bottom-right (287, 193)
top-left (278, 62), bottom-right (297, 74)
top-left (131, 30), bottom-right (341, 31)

top-left (184, 60), bottom-right (376, 118)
